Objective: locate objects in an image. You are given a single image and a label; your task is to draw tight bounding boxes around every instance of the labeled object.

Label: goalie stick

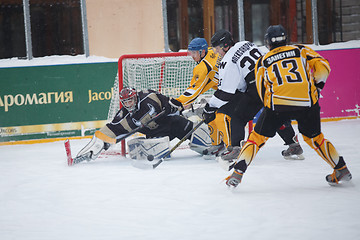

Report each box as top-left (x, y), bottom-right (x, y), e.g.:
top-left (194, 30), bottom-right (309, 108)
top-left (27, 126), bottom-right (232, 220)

top-left (132, 119), bottom-right (205, 170)
top-left (65, 110), bottom-right (166, 166)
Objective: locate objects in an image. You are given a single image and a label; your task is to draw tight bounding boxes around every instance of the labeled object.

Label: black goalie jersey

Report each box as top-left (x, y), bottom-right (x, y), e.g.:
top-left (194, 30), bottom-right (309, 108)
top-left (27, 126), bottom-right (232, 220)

top-left (107, 89), bottom-right (193, 141)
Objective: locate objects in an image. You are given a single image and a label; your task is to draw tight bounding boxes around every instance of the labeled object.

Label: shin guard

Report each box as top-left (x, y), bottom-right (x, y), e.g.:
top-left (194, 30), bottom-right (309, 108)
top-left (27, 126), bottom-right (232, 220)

top-left (303, 133), bottom-right (340, 168)
top-left (213, 113), bottom-right (232, 147)
top-left (208, 120), bottom-right (221, 146)
top-left (235, 131), bottom-right (268, 171)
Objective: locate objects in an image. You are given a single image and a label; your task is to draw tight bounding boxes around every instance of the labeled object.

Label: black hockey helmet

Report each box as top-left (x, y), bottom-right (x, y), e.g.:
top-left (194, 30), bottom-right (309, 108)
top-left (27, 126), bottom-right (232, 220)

top-left (211, 29), bottom-right (234, 49)
top-left (264, 25), bottom-right (287, 50)
top-left (120, 87), bottom-right (138, 113)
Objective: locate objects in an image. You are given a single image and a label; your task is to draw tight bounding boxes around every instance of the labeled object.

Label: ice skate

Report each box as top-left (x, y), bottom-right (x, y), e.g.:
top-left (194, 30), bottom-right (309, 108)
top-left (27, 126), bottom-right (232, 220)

top-left (216, 145), bottom-right (242, 171)
top-left (326, 164), bottom-right (352, 186)
top-left (225, 170), bottom-right (243, 187)
top-left (221, 146), bottom-right (241, 161)
top-left (203, 142), bottom-right (225, 160)
top-left (282, 136), bottom-right (304, 160)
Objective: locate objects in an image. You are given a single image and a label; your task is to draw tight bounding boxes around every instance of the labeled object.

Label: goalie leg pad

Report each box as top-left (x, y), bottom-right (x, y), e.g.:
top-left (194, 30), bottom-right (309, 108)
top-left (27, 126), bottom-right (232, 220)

top-left (127, 136), bottom-right (171, 160)
top-left (207, 121), bottom-right (221, 146)
top-left (237, 131), bottom-right (268, 167)
top-left (189, 123), bottom-right (211, 154)
top-left (77, 135), bottom-right (106, 160)
top-left (213, 113), bottom-right (232, 147)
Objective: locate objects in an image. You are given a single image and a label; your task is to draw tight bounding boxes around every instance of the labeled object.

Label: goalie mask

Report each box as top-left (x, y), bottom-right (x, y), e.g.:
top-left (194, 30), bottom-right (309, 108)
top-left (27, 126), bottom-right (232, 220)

top-left (120, 87), bottom-right (138, 113)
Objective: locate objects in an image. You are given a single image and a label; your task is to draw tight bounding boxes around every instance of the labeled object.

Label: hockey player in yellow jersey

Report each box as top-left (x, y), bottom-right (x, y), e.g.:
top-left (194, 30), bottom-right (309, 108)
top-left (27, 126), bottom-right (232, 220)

top-left (174, 38), bottom-right (219, 106)
top-left (256, 42), bottom-right (328, 109)
top-left (168, 38), bottom-right (224, 157)
top-left (225, 25), bottom-right (352, 188)
top-left (202, 29), bottom-right (303, 163)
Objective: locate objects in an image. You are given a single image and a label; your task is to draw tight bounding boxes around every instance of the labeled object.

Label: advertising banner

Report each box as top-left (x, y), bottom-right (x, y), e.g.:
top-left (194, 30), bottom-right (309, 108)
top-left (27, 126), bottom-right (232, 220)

top-left (0, 62), bottom-right (117, 142)
top-left (318, 48), bottom-right (360, 119)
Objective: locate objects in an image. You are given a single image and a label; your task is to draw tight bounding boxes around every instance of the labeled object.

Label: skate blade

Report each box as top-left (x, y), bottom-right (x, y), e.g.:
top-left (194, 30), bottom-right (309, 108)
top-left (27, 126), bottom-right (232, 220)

top-left (328, 174), bottom-right (353, 186)
top-left (203, 154), bottom-right (216, 160)
top-left (283, 154), bottom-right (305, 160)
top-left (328, 179), bottom-right (353, 186)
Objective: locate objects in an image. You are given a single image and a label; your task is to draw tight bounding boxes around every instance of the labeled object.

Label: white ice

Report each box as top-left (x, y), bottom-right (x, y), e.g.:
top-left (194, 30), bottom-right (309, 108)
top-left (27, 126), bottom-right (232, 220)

top-left (1, 119), bottom-right (360, 240)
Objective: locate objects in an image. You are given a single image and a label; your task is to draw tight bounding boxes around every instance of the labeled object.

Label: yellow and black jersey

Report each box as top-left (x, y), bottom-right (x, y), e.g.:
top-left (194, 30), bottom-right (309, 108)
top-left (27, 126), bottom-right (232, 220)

top-left (176, 48), bottom-right (220, 106)
top-left (255, 44), bottom-right (330, 110)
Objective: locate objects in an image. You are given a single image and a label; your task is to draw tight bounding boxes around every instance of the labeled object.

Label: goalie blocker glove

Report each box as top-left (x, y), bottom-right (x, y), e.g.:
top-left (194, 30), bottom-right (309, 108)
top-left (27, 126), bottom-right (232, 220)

top-left (202, 103), bottom-right (217, 124)
top-left (167, 98), bottom-right (184, 114)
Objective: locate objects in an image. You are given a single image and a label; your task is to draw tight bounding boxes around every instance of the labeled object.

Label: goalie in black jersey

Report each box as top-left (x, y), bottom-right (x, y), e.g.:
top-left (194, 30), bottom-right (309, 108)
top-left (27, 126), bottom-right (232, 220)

top-left (75, 87), bottom-right (196, 162)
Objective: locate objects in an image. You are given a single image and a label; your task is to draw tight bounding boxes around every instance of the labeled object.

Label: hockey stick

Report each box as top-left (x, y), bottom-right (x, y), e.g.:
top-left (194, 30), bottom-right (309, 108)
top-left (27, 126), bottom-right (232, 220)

top-left (65, 110), bottom-right (166, 166)
top-left (131, 119), bottom-right (205, 170)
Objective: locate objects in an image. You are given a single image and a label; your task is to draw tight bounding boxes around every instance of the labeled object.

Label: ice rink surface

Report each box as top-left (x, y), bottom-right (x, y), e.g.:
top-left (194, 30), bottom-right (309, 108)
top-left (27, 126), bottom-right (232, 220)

top-left (1, 119), bottom-right (360, 240)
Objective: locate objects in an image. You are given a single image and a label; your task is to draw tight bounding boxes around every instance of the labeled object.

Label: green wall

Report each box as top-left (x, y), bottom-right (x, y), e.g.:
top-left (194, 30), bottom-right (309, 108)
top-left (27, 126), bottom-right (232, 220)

top-left (0, 62), bottom-right (118, 142)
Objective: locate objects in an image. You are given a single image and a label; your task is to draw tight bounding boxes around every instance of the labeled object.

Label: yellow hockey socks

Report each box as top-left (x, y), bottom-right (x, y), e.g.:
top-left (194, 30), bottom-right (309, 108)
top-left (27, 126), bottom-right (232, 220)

top-left (303, 133), bottom-right (340, 168)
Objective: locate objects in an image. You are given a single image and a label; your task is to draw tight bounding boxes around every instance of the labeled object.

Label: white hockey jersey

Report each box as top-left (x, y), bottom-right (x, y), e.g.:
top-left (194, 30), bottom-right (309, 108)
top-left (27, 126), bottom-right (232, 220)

top-left (208, 41), bottom-right (264, 109)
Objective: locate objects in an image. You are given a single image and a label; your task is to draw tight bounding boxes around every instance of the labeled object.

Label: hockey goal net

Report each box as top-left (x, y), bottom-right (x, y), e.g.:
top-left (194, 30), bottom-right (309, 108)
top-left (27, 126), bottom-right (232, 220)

top-left (107, 52), bottom-right (214, 156)
top-left (106, 52), bottom-right (253, 156)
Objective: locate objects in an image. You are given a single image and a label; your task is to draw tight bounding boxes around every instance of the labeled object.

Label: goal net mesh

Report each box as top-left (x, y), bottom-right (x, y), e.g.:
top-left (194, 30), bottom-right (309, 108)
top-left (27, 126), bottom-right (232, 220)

top-left (107, 52), bottom-right (215, 121)
top-left (106, 52), bottom-right (214, 155)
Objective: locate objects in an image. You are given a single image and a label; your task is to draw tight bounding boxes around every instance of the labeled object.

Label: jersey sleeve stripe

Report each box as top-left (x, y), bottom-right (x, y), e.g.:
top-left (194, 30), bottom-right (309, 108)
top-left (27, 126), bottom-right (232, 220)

top-left (203, 59), bottom-right (213, 73)
top-left (214, 89), bottom-right (235, 102)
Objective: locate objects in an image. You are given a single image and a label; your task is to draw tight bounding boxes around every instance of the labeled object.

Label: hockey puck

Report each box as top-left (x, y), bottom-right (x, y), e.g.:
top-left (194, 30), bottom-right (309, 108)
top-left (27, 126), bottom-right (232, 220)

top-left (147, 155), bottom-right (154, 161)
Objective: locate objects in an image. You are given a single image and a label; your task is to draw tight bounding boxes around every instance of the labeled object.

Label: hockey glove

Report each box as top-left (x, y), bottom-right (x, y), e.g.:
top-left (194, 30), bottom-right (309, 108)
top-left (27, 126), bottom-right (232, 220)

top-left (167, 98), bottom-right (184, 114)
top-left (202, 103), bottom-right (217, 124)
top-left (315, 81), bottom-right (325, 93)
